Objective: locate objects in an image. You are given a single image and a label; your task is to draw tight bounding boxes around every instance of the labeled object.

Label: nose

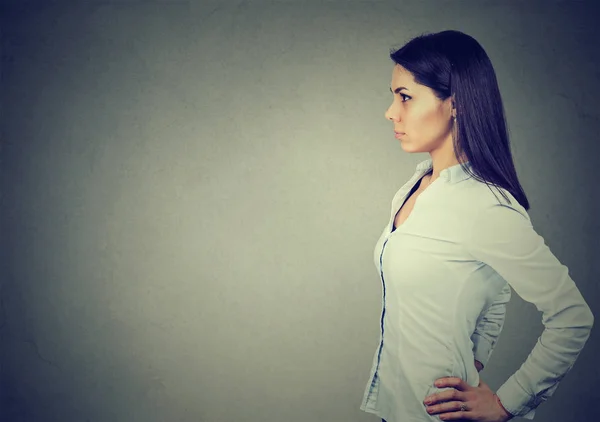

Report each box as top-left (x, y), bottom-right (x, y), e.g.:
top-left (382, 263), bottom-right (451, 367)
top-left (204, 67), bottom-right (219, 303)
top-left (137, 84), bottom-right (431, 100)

top-left (385, 102), bottom-right (400, 122)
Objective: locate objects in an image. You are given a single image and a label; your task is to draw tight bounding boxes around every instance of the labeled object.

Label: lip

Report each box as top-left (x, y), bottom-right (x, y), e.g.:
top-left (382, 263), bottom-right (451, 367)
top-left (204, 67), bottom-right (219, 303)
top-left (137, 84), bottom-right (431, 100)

top-left (394, 131), bottom-right (405, 138)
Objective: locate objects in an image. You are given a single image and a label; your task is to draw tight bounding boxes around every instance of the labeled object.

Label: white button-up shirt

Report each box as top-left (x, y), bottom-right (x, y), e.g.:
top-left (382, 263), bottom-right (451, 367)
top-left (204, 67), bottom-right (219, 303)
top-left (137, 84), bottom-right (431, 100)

top-left (360, 158), bottom-right (594, 422)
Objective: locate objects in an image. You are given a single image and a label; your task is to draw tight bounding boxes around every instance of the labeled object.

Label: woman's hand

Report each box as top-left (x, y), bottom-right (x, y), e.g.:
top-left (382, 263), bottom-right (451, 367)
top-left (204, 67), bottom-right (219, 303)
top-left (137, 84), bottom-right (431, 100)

top-left (423, 377), bottom-right (514, 421)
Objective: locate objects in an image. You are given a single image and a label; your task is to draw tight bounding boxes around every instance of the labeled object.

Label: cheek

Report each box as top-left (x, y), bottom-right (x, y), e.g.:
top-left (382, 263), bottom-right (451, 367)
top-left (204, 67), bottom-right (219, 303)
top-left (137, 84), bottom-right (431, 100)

top-left (406, 107), bottom-right (436, 133)
top-left (416, 108), bottom-right (447, 135)
top-left (407, 104), bottom-right (434, 124)
top-left (419, 107), bottom-right (444, 126)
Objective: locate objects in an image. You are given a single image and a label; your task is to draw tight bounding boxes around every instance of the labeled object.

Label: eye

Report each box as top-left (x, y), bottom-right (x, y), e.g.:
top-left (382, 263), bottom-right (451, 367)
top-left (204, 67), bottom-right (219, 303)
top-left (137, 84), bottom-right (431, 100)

top-left (400, 94), bottom-right (411, 102)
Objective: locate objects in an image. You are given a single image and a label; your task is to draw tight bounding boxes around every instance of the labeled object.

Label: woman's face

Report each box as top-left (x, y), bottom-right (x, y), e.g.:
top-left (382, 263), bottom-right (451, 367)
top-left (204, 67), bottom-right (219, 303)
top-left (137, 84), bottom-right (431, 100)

top-left (385, 65), bottom-right (455, 154)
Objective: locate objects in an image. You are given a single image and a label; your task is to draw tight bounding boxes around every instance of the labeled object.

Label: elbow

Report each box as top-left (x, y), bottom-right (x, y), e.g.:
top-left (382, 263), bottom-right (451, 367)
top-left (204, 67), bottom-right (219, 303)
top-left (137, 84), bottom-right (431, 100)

top-left (574, 301), bottom-right (594, 330)
top-left (585, 306), bottom-right (595, 330)
top-left (557, 303), bottom-right (595, 334)
top-left (577, 304), bottom-right (595, 333)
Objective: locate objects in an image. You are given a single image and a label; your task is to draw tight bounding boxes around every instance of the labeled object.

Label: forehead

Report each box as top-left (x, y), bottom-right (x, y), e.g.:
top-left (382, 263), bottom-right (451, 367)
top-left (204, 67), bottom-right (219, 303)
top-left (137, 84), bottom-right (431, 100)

top-left (391, 65), bottom-right (417, 88)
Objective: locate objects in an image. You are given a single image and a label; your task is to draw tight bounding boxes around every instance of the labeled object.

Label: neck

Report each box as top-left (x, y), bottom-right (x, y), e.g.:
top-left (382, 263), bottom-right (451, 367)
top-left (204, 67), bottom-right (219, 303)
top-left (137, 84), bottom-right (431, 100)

top-left (428, 151), bottom-right (467, 184)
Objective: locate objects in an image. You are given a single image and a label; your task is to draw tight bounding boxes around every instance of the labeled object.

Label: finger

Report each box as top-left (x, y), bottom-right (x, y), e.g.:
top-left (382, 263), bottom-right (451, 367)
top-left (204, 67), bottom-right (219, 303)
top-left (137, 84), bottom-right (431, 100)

top-left (427, 400), bottom-right (475, 421)
top-left (426, 399), bottom-right (466, 415)
top-left (478, 379), bottom-right (491, 391)
top-left (437, 409), bottom-right (472, 421)
top-left (436, 377), bottom-right (470, 391)
top-left (426, 389), bottom-right (467, 405)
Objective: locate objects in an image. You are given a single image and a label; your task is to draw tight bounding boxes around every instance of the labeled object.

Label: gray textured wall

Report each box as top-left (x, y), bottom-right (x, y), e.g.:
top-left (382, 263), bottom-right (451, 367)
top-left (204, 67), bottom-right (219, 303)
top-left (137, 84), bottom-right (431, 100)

top-left (1, 1), bottom-right (599, 421)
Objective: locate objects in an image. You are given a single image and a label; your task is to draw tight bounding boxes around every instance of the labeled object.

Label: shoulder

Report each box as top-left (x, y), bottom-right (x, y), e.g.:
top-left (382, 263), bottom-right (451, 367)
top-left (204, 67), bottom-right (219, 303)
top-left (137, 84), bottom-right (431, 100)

top-left (461, 178), bottom-right (529, 219)
top-left (461, 181), bottom-right (535, 252)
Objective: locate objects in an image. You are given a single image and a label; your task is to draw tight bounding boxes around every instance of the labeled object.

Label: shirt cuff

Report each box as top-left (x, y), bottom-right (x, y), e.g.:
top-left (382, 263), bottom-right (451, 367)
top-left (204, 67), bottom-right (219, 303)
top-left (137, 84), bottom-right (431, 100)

top-left (496, 376), bottom-right (538, 420)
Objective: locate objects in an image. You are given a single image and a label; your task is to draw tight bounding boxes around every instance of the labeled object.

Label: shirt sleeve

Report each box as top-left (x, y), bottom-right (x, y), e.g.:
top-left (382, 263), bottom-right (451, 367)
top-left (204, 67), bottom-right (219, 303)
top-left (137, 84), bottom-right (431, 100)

top-left (466, 202), bottom-right (594, 420)
top-left (471, 283), bottom-right (511, 369)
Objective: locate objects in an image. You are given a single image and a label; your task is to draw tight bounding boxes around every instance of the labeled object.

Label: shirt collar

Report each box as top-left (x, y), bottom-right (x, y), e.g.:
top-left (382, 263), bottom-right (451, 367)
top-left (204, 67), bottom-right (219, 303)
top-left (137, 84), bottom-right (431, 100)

top-left (416, 158), bottom-right (472, 184)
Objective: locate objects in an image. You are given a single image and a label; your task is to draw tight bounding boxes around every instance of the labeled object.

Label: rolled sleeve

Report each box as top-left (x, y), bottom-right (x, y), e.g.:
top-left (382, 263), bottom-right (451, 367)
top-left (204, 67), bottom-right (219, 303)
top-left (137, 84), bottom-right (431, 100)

top-left (466, 203), bottom-right (594, 419)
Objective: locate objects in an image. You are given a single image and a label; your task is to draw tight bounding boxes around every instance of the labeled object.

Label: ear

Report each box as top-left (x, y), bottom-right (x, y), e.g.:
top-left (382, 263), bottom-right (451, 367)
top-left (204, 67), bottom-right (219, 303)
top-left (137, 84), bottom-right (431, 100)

top-left (451, 94), bottom-right (457, 116)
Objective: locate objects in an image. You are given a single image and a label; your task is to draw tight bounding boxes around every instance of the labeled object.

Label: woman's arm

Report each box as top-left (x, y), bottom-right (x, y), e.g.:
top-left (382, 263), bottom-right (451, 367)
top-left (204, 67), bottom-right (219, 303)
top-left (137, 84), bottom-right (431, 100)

top-left (466, 202), bottom-right (594, 420)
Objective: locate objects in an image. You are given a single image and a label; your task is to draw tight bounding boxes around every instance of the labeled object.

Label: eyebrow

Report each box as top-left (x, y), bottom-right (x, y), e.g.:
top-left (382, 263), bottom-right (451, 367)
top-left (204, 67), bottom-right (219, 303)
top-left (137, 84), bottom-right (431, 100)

top-left (390, 86), bottom-right (409, 94)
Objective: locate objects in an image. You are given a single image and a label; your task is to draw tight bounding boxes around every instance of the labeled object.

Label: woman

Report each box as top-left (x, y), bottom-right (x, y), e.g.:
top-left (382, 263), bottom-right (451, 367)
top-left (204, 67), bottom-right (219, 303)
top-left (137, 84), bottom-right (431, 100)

top-left (360, 30), bottom-right (594, 422)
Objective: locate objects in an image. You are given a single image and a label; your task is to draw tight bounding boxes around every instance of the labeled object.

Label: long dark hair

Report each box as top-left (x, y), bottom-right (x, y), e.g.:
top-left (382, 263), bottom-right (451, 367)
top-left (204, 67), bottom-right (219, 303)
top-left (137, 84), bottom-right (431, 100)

top-left (390, 30), bottom-right (530, 210)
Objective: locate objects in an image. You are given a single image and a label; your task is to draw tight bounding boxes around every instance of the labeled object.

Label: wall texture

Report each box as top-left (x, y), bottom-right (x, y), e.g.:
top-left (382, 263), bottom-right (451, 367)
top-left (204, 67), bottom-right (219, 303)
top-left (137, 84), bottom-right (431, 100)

top-left (1, 1), bottom-right (599, 421)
